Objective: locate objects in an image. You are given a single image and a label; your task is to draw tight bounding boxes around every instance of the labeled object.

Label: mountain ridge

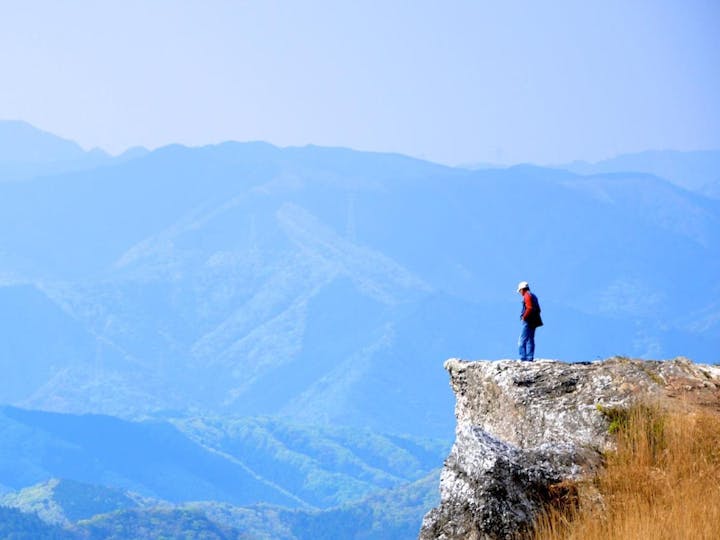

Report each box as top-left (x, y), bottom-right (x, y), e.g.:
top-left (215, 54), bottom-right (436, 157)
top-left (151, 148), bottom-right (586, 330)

top-left (0, 124), bottom-right (717, 438)
top-left (559, 149), bottom-right (720, 199)
top-left (0, 405), bottom-right (447, 509)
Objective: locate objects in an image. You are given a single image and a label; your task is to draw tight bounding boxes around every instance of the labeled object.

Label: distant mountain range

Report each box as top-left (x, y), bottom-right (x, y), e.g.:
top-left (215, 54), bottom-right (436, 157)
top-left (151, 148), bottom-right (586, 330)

top-left (559, 149), bottom-right (720, 199)
top-left (0, 404), bottom-right (444, 538)
top-left (0, 120), bottom-right (718, 537)
top-left (0, 122), bottom-right (718, 436)
top-left (0, 120), bottom-right (148, 182)
top-left (0, 405), bottom-right (445, 508)
top-left (1, 474), bottom-right (439, 539)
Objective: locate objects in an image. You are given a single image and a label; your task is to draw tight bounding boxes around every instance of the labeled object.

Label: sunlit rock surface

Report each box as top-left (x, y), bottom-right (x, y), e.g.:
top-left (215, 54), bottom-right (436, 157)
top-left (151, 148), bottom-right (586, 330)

top-left (420, 357), bottom-right (720, 540)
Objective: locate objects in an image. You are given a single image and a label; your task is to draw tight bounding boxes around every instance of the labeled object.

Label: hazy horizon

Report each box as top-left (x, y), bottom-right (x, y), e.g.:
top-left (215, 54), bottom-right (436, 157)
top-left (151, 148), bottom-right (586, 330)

top-left (4, 118), bottom-right (720, 171)
top-left (1, 1), bottom-right (718, 166)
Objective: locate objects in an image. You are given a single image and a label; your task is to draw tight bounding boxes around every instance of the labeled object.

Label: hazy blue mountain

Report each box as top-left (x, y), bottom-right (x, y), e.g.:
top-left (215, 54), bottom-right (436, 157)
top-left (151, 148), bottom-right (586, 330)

top-left (172, 416), bottom-right (448, 508)
top-left (0, 120), bottom-right (91, 163)
top-left (0, 285), bottom-right (137, 405)
top-left (197, 471), bottom-right (441, 539)
top-left (0, 506), bottom-right (78, 540)
top-left (79, 508), bottom-right (239, 539)
top-left (0, 138), bottom-right (718, 440)
top-left (560, 149), bottom-right (720, 199)
top-left (0, 120), bottom-right (150, 182)
top-left (0, 406), bottom-right (298, 507)
top-left (0, 406), bottom-right (446, 509)
top-left (2, 471), bottom-right (440, 540)
top-left (1, 478), bottom-right (142, 526)
top-left (1, 499), bottom-right (239, 540)
top-left (275, 471), bottom-right (440, 540)
top-left (0, 411), bottom-right (444, 538)
top-left (1, 480), bottom-right (238, 539)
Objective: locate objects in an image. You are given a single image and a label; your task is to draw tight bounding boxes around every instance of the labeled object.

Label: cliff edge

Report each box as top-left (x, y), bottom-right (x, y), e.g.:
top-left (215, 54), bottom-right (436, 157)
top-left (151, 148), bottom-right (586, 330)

top-left (419, 357), bottom-right (720, 540)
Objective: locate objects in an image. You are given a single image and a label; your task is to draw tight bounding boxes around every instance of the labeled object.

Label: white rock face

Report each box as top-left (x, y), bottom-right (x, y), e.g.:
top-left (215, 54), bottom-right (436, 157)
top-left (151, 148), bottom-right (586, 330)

top-left (419, 357), bottom-right (720, 540)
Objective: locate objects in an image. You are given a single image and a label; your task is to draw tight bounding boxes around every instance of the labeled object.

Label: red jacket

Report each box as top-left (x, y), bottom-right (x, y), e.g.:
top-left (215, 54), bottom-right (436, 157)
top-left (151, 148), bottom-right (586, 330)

top-left (521, 291), bottom-right (543, 327)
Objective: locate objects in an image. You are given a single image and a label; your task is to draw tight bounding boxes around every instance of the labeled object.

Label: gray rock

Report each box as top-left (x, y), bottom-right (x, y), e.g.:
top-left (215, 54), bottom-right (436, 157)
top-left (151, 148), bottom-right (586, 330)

top-left (419, 357), bottom-right (720, 540)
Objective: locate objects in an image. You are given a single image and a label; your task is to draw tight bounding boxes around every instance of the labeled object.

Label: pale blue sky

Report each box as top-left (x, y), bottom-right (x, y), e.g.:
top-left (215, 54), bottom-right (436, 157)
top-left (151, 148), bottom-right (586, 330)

top-left (1, 0), bottom-right (718, 165)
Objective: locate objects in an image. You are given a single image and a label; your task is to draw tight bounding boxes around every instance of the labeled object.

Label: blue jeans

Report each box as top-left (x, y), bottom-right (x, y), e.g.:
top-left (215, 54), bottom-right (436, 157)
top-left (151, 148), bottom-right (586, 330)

top-left (518, 322), bottom-right (536, 361)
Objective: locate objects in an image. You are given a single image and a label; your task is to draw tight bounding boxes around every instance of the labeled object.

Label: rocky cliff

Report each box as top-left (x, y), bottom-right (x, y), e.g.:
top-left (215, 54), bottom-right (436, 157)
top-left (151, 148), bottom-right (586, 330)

top-left (419, 357), bottom-right (720, 540)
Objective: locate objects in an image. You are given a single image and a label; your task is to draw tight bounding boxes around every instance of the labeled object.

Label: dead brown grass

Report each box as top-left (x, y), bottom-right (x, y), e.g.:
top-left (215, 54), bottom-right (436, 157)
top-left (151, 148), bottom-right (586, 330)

top-left (533, 404), bottom-right (720, 540)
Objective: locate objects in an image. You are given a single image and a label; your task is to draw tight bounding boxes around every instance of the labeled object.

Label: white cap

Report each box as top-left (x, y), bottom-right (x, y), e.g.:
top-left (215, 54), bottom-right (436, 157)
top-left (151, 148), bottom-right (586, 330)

top-left (517, 281), bottom-right (529, 292)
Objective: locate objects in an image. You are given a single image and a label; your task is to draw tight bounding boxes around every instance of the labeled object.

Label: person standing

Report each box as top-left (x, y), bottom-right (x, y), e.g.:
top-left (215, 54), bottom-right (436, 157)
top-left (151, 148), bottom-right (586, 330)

top-left (517, 281), bottom-right (543, 361)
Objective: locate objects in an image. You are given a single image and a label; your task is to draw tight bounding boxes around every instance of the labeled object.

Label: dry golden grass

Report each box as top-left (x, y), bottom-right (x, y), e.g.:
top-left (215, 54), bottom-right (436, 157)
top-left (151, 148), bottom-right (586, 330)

top-left (533, 404), bottom-right (720, 540)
